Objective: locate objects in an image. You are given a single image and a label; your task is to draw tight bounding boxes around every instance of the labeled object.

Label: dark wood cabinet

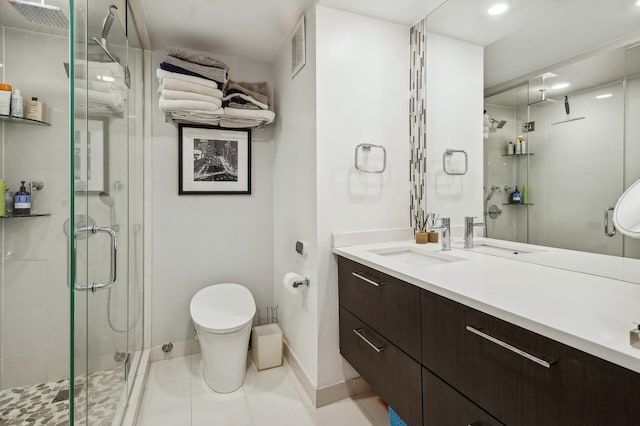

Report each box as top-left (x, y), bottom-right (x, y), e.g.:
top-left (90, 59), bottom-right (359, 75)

top-left (421, 288), bottom-right (640, 425)
top-left (423, 368), bottom-right (503, 426)
top-left (337, 255), bottom-right (640, 426)
top-left (338, 256), bottom-right (421, 360)
top-left (339, 307), bottom-right (422, 426)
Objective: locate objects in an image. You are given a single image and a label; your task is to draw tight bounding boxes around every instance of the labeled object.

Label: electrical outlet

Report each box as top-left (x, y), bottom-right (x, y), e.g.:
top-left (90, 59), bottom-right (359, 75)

top-left (523, 121), bottom-right (535, 132)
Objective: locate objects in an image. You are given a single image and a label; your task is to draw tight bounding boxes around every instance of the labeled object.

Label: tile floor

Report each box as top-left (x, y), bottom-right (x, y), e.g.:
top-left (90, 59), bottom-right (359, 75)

top-left (136, 354), bottom-right (390, 426)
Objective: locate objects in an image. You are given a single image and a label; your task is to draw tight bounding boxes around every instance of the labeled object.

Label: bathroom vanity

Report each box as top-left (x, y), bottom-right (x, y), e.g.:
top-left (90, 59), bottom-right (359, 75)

top-left (335, 238), bottom-right (640, 426)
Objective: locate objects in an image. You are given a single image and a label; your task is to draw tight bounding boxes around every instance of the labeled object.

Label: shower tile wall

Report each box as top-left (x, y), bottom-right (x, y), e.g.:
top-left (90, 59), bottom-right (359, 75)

top-left (483, 104), bottom-right (519, 241)
top-left (1, 27), bottom-right (71, 389)
top-left (527, 83), bottom-right (625, 256)
top-left (409, 19), bottom-right (426, 227)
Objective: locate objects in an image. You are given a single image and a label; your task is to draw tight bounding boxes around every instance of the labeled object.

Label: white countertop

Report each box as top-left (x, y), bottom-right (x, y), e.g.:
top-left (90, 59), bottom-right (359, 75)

top-left (333, 237), bottom-right (640, 374)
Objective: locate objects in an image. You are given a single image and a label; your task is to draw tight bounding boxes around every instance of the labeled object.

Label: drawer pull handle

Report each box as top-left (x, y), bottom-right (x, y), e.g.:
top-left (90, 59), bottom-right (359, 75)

top-left (353, 328), bottom-right (385, 353)
top-left (352, 271), bottom-right (384, 287)
top-left (465, 325), bottom-right (553, 368)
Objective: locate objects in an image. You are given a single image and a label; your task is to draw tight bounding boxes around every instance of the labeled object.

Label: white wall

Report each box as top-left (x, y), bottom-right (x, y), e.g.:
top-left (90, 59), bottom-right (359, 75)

top-left (273, 6), bottom-right (320, 385)
top-left (150, 51), bottom-right (276, 346)
top-left (315, 6), bottom-right (410, 388)
top-left (425, 33), bottom-right (484, 227)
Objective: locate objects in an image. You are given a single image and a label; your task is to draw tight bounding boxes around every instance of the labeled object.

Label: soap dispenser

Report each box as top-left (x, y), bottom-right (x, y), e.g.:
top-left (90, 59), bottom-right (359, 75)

top-left (14, 181), bottom-right (31, 215)
top-left (510, 186), bottom-right (521, 204)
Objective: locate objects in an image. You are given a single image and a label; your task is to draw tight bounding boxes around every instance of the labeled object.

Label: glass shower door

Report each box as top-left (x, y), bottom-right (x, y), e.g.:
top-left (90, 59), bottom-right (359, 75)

top-left (72, 1), bottom-right (132, 423)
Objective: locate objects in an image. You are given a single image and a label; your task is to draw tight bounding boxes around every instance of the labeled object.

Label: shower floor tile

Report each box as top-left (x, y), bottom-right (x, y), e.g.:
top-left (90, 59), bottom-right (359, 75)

top-left (0, 367), bottom-right (124, 426)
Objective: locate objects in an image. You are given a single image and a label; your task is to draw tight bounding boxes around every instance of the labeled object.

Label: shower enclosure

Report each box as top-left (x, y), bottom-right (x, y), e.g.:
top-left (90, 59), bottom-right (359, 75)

top-left (0, 1), bottom-right (144, 424)
top-left (484, 42), bottom-right (640, 259)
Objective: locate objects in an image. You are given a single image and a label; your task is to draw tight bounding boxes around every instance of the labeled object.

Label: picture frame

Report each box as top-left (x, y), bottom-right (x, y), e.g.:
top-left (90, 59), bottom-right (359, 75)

top-left (291, 15), bottom-right (306, 78)
top-left (74, 118), bottom-right (107, 192)
top-left (178, 124), bottom-right (251, 195)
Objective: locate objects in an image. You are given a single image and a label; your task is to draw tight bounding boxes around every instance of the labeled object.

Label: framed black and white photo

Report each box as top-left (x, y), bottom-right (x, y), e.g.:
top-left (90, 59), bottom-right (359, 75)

top-left (178, 124), bottom-right (251, 195)
top-left (74, 118), bottom-right (107, 192)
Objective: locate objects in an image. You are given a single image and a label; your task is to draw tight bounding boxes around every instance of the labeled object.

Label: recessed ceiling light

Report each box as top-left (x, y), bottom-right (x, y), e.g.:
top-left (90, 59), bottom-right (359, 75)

top-left (596, 93), bottom-right (613, 99)
top-left (488, 3), bottom-right (509, 15)
top-left (551, 82), bottom-right (570, 90)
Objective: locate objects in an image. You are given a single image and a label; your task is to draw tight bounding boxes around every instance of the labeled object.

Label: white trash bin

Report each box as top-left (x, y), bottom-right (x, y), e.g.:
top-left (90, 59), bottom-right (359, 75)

top-left (252, 323), bottom-right (283, 370)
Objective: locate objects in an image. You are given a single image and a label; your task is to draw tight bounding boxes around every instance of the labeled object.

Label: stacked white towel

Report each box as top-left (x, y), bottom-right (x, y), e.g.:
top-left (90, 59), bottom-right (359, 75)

top-left (222, 81), bottom-right (275, 127)
top-left (155, 47), bottom-right (277, 128)
top-left (75, 60), bottom-right (127, 115)
top-left (157, 68), bottom-right (224, 121)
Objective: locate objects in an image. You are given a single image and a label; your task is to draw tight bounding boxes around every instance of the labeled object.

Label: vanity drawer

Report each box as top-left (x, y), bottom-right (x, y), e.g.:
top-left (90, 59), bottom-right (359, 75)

top-left (339, 307), bottom-right (422, 426)
top-left (338, 256), bottom-right (421, 360)
top-left (421, 290), bottom-right (584, 425)
top-left (423, 368), bottom-right (504, 426)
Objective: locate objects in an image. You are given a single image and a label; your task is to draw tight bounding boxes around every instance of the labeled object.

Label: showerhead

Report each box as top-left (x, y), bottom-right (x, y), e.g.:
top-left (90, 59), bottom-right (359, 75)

top-left (100, 5), bottom-right (118, 44)
top-left (529, 88), bottom-right (557, 107)
top-left (9, 0), bottom-right (69, 29)
top-left (490, 118), bottom-right (507, 129)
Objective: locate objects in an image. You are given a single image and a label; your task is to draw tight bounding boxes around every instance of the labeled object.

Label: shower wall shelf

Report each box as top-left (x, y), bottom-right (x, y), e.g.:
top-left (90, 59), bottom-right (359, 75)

top-left (502, 153), bottom-right (534, 157)
top-left (1, 213), bottom-right (51, 219)
top-left (0, 114), bottom-right (50, 126)
top-left (502, 203), bottom-right (534, 206)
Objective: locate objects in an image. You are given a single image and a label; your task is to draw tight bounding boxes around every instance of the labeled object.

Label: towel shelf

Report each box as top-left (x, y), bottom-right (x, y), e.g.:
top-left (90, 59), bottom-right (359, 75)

top-left (164, 112), bottom-right (273, 129)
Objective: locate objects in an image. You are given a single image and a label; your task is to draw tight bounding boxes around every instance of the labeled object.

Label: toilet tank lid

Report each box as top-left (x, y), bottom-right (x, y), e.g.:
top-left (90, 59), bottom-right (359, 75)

top-left (190, 283), bottom-right (256, 334)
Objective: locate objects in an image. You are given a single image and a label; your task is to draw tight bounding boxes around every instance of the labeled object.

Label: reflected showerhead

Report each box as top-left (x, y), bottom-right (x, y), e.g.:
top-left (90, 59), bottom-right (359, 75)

top-left (100, 5), bottom-right (118, 43)
top-left (9, 0), bottom-right (69, 28)
top-left (490, 118), bottom-right (507, 129)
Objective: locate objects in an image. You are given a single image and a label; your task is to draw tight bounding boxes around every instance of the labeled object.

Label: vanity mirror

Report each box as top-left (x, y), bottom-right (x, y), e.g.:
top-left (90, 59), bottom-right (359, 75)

top-left (426, 0), bottom-right (640, 261)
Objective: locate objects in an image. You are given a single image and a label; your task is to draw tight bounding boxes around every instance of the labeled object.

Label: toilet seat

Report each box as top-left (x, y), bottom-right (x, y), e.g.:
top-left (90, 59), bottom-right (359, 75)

top-left (190, 283), bottom-right (256, 334)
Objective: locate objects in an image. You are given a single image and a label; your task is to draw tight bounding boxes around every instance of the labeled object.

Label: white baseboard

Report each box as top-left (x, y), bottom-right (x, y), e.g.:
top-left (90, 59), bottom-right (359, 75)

top-left (283, 342), bottom-right (371, 408)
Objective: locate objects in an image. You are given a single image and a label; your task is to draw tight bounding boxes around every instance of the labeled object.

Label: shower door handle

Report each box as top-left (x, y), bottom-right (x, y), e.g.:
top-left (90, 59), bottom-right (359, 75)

top-left (604, 206), bottom-right (616, 237)
top-left (73, 226), bottom-right (117, 292)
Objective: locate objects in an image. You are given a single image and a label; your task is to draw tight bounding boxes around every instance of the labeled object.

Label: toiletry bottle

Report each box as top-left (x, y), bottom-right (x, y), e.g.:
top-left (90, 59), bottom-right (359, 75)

top-left (0, 83), bottom-right (12, 116)
top-left (522, 184), bottom-right (528, 204)
top-left (519, 135), bottom-right (527, 154)
top-left (25, 97), bottom-right (43, 121)
top-left (507, 142), bottom-right (514, 155)
top-left (11, 89), bottom-right (23, 118)
top-left (515, 139), bottom-right (522, 155)
top-left (5, 189), bottom-right (13, 216)
top-left (511, 186), bottom-right (521, 204)
top-left (13, 181), bottom-right (31, 215)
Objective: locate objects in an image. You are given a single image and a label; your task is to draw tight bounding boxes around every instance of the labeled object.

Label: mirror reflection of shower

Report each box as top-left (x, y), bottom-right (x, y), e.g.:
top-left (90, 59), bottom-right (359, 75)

top-left (483, 185), bottom-right (503, 236)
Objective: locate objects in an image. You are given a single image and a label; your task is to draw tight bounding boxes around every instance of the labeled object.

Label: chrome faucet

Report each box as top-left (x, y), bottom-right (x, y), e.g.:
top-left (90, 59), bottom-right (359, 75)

top-left (464, 216), bottom-right (484, 248)
top-left (431, 217), bottom-right (451, 250)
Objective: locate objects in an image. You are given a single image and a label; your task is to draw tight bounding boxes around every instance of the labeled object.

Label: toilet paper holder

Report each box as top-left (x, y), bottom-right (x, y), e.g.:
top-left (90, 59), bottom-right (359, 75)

top-left (293, 278), bottom-right (310, 288)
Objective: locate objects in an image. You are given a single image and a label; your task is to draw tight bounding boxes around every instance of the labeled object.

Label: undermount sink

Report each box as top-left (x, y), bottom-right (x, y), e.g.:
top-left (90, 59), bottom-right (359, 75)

top-left (369, 247), bottom-right (464, 267)
top-left (457, 240), bottom-right (544, 256)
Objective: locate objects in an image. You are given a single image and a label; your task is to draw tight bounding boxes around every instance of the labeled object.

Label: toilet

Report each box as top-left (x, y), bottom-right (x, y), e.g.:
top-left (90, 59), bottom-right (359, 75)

top-left (190, 283), bottom-right (256, 393)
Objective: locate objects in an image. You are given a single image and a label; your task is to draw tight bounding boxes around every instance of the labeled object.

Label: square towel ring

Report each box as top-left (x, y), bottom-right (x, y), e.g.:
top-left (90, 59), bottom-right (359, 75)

top-left (355, 143), bottom-right (387, 174)
top-left (442, 149), bottom-right (468, 175)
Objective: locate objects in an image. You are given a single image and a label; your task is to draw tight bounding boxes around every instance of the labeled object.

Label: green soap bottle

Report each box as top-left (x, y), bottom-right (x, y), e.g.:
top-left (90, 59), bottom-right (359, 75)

top-left (522, 185), bottom-right (529, 205)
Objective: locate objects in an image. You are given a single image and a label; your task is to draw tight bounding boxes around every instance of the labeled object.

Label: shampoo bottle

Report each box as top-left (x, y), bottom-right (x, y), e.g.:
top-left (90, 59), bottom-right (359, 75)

top-left (13, 181), bottom-right (31, 215)
top-left (11, 89), bottom-right (23, 118)
top-left (5, 189), bottom-right (13, 216)
top-left (25, 97), bottom-right (43, 121)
